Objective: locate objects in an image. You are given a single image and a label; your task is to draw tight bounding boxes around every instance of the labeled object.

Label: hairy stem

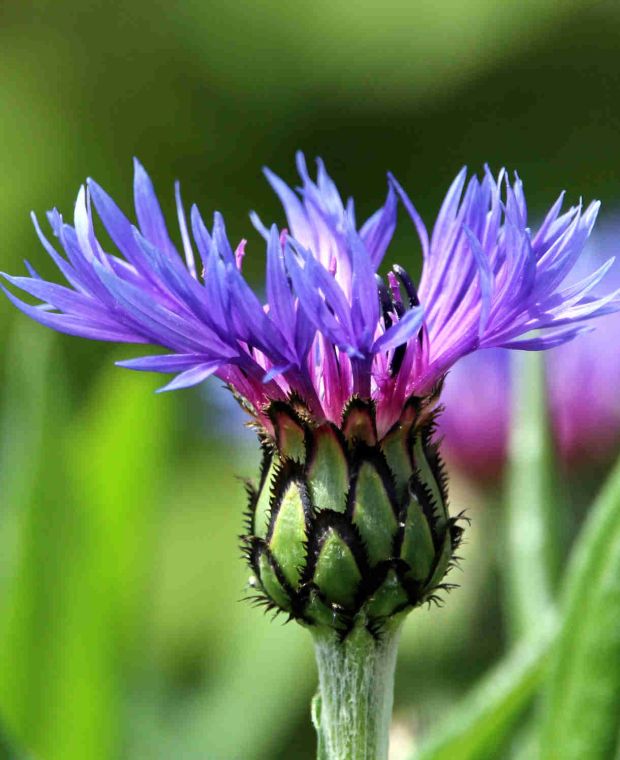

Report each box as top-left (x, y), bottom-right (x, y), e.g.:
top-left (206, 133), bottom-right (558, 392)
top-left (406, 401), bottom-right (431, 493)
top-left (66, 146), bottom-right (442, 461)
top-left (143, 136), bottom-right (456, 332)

top-left (311, 620), bottom-right (402, 760)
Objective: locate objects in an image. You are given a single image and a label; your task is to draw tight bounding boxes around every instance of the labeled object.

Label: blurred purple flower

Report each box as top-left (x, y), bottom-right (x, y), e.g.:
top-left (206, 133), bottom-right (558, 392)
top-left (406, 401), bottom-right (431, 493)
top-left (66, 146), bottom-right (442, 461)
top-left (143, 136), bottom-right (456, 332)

top-left (439, 228), bottom-right (620, 478)
top-left (548, 230), bottom-right (620, 467)
top-left (437, 348), bottom-right (511, 482)
top-left (3, 155), bottom-right (618, 436)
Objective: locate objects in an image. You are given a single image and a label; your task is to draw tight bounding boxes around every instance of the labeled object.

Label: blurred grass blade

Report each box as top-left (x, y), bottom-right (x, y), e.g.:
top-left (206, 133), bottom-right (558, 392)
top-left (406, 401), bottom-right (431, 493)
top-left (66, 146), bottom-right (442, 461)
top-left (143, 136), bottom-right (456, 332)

top-left (412, 615), bottom-right (555, 760)
top-left (504, 352), bottom-right (559, 641)
top-left (0, 323), bottom-right (53, 603)
top-left (0, 324), bottom-right (65, 750)
top-left (539, 453), bottom-right (620, 759)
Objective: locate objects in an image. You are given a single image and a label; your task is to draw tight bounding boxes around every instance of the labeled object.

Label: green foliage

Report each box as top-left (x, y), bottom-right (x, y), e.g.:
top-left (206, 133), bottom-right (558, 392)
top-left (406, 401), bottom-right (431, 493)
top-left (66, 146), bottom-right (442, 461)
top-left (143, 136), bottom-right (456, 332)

top-left (539, 455), bottom-right (620, 759)
top-left (413, 617), bottom-right (555, 760)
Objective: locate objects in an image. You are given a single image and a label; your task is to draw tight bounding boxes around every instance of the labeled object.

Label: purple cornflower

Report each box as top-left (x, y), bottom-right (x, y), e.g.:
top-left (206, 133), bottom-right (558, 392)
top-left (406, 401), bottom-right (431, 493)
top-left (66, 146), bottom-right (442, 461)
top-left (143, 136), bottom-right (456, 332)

top-left (439, 230), bottom-right (620, 478)
top-left (3, 155), bottom-right (618, 436)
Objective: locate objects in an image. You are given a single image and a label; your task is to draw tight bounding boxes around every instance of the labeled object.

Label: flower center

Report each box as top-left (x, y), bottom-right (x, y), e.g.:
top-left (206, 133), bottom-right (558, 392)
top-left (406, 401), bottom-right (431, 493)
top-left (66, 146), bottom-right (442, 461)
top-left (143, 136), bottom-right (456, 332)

top-left (376, 265), bottom-right (423, 376)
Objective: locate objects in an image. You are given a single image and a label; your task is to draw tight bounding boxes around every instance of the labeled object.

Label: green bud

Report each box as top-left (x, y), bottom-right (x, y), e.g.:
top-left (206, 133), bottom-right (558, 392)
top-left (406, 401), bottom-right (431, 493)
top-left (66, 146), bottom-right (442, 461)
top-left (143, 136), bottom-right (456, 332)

top-left (242, 395), bottom-right (464, 635)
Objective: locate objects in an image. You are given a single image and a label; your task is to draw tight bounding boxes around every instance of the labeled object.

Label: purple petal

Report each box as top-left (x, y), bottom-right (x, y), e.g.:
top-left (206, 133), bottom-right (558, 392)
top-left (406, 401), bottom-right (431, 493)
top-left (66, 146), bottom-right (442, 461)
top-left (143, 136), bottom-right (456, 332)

top-left (388, 173), bottom-right (429, 260)
top-left (133, 159), bottom-right (177, 257)
top-left (500, 325), bottom-right (593, 350)
top-left (372, 306), bottom-right (424, 353)
top-left (463, 227), bottom-right (493, 334)
top-left (348, 225), bottom-right (379, 350)
top-left (156, 362), bottom-right (221, 392)
top-left (174, 182), bottom-right (197, 278)
top-left (117, 353), bottom-right (212, 372)
top-left (1, 283), bottom-right (147, 343)
top-left (359, 184), bottom-right (397, 268)
top-left (266, 225), bottom-right (295, 335)
top-left (264, 165), bottom-right (314, 246)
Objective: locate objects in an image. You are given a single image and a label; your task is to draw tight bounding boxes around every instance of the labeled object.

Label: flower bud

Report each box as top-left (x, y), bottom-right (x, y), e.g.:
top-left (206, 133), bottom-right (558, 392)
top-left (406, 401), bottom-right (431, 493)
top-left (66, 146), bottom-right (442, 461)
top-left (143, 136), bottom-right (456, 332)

top-left (241, 395), bottom-right (464, 634)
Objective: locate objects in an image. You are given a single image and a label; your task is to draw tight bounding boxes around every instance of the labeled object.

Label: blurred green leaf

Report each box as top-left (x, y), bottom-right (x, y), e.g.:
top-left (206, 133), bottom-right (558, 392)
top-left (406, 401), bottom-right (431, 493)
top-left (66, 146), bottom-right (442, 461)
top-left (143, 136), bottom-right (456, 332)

top-left (0, 324), bottom-right (67, 751)
top-left (504, 352), bottom-right (559, 640)
top-left (143, 617), bottom-right (314, 760)
top-left (38, 368), bottom-right (172, 760)
top-left (0, 323), bottom-right (54, 603)
top-left (539, 454), bottom-right (620, 759)
top-left (412, 615), bottom-right (555, 760)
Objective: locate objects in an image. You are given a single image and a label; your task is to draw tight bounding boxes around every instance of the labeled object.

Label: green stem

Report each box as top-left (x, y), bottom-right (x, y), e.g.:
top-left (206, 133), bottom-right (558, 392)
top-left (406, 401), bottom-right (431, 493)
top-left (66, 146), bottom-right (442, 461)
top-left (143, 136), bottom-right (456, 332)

top-left (504, 352), bottom-right (559, 641)
top-left (311, 620), bottom-right (402, 760)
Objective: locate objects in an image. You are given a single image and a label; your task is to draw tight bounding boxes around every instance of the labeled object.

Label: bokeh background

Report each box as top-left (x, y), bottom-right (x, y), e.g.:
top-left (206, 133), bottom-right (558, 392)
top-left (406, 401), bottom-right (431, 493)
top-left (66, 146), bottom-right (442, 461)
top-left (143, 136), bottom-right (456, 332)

top-left (2, 2), bottom-right (620, 758)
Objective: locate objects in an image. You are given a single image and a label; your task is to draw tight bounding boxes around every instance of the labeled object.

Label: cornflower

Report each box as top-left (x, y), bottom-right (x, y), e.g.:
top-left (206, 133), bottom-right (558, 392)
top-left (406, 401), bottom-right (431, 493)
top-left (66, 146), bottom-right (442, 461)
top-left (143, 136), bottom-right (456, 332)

top-left (3, 154), bottom-right (617, 760)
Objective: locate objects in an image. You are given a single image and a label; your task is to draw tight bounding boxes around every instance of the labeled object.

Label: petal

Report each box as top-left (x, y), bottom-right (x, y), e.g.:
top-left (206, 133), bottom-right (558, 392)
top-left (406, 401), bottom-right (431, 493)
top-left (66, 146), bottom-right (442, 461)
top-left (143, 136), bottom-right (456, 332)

top-left (174, 181), bottom-right (197, 278)
top-left (359, 184), bottom-right (397, 269)
top-left (387, 173), bottom-right (429, 260)
top-left (133, 159), bottom-right (177, 257)
top-left (500, 325), bottom-right (593, 350)
top-left (117, 353), bottom-right (213, 371)
top-left (0, 283), bottom-right (147, 343)
top-left (372, 307), bottom-right (424, 353)
top-left (156, 361), bottom-right (221, 392)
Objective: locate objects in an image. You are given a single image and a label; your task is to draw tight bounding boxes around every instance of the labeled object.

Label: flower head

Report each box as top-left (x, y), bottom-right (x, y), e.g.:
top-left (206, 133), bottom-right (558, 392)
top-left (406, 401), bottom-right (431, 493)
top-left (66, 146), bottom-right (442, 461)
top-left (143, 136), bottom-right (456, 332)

top-left (4, 155), bottom-right (620, 632)
top-left (3, 155), bottom-right (618, 439)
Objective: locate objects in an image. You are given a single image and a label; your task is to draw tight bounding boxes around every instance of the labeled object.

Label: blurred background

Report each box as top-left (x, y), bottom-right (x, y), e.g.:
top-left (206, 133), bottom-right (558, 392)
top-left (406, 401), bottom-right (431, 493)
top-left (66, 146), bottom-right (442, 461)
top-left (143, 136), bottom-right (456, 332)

top-left (2, 1), bottom-right (620, 758)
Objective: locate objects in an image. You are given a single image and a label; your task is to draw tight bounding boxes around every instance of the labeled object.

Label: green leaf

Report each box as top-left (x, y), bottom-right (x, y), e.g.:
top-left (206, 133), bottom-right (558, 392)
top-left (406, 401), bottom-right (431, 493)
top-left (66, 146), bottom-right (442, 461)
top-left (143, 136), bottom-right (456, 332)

top-left (413, 616), bottom-right (555, 760)
top-left (0, 323), bottom-right (54, 604)
top-left (0, 325), bottom-right (69, 750)
top-left (539, 454), bottom-right (620, 759)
